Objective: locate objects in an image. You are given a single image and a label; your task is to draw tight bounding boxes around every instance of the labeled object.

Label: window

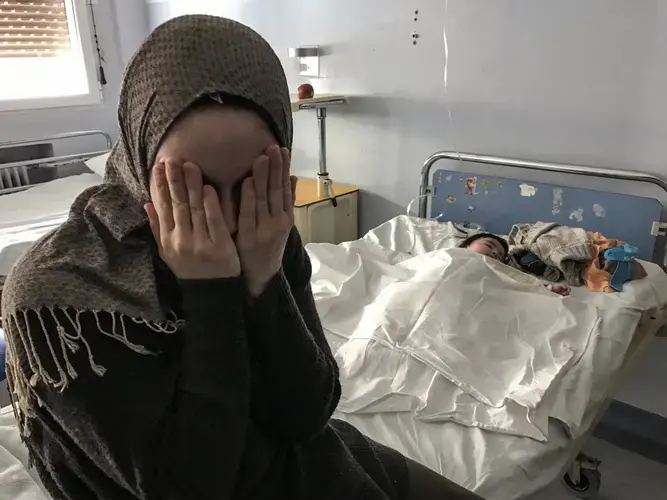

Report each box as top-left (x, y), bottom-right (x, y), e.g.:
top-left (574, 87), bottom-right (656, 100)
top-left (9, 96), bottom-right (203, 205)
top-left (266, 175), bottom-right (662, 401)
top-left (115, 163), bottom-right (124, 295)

top-left (0, 0), bottom-right (100, 111)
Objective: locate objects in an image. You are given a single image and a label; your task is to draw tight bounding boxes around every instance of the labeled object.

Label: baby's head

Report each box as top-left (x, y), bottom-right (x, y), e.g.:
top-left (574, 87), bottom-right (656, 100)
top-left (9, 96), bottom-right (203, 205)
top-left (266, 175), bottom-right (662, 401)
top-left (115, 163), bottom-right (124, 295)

top-left (459, 233), bottom-right (509, 262)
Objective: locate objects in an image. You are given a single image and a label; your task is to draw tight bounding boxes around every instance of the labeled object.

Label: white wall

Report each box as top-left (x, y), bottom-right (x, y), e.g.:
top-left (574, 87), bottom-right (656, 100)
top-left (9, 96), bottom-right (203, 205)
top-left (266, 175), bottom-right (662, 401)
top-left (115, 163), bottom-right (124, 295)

top-left (0, 0), bottom-right (149, 155)
top-left (148, 0), bottom-right (667, 229)
top-left (148, 0), bottom-right (453, 229)
top-left (148, 0), bottom-right (667, 417)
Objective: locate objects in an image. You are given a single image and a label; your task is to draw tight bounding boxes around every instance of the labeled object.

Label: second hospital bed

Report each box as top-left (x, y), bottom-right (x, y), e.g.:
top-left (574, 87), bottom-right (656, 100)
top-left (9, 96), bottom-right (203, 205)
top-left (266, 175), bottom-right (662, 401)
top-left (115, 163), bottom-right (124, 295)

top-left (0, 131), bottom-right (110, 279)
top-left (307, 151), bottom-right (667, 499)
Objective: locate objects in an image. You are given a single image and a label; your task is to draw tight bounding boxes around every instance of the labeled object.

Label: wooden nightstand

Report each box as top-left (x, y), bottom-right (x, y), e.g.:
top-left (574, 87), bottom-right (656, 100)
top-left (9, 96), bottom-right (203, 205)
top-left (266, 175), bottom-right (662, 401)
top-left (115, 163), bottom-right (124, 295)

top-left (294, 178), bottom-right (359, 245)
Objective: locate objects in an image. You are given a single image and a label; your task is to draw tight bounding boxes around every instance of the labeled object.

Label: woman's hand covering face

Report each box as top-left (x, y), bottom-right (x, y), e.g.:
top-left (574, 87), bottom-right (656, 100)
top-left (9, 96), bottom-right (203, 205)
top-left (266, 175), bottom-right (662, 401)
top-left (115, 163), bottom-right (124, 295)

top-left (236, 145), bottom-right (297, 296)
top-left (145, 162), bottom-right (241, 280)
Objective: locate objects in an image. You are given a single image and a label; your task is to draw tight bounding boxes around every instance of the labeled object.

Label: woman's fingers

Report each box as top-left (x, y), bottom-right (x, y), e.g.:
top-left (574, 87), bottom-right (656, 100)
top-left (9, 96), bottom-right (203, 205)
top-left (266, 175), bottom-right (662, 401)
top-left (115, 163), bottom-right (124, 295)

top-left (150, 160), bottom-right (240, 279)
top-left (203, 185), bottom-right (231, 244)
top-left (183, 162), bottom-right (207, 236)
top-left (267, 145), bottom-right (283, 215)
top-left (238, 177), bottom-right (256, 239)
top-left (252, 155), bottom-right (270, 221)
top-left (281, 148), bottom-right (292, 212)
top-left (166, 162), bottom-right (192, 231)
top-left (150, 163), bottom-right (175, 233)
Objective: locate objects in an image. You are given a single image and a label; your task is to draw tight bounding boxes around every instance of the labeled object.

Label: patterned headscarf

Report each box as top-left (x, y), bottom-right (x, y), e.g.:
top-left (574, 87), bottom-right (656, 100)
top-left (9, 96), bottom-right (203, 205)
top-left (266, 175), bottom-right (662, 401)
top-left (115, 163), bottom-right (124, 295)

top-left (1, 15), bottom-right (292, 425)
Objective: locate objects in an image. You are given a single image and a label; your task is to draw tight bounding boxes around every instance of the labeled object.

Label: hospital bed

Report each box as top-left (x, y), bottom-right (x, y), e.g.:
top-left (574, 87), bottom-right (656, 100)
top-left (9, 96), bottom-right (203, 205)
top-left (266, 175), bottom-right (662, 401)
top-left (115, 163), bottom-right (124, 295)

top-left (0, 130), bottom-right (109, 314)
top-left (0, 131), bottom-right (110, 278)
top-left (0, 131), bottom-right (110, 373)
top-left (309, 151), bottom-right (667, 499)
top-left (0, 146), bottom-right (666, 500)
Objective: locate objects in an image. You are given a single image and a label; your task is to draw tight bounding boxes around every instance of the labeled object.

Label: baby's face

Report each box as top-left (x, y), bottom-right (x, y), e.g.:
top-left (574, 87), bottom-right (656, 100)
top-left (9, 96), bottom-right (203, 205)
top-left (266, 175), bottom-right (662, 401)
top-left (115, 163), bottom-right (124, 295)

top-left (467, 237), bottom-right (506, 261)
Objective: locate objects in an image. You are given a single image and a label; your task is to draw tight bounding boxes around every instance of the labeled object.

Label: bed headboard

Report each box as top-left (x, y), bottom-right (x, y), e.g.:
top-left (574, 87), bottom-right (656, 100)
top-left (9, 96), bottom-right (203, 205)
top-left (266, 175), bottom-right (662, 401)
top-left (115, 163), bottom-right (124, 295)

top-left (0, 131), bottom-right (111, 195)
top-left (419, 152), bottom-right (667, 263)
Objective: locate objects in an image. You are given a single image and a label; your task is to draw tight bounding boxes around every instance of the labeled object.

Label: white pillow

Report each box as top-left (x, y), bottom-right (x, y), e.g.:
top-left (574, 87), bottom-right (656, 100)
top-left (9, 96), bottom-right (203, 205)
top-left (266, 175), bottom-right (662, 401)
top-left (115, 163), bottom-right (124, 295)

top-left (84, 152), bottom-right (110, 177)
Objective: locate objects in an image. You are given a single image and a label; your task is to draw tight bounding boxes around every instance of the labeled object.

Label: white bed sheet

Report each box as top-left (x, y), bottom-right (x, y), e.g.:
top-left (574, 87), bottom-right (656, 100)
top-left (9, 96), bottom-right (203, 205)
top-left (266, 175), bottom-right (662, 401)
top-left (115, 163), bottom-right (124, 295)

top-left (312, 238), bottom-right (603, 442)
top-left (0, 173), bottom-right (101, 276)
top-left (321, 216), bottom-right (667, 499)
top-left (0, 215), bottom-right (665, 499)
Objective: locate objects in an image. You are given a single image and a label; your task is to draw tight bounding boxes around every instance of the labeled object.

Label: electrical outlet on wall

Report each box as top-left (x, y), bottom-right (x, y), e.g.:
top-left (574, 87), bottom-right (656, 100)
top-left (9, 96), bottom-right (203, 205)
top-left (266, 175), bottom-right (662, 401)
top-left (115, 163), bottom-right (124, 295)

top-left (289, 47), bottom-right (320, 78)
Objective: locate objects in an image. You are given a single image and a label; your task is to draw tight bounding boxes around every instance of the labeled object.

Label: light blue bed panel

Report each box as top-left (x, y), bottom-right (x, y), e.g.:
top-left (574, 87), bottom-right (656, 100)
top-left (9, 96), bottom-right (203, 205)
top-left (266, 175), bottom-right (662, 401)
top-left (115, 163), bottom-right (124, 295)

top-left (430, 169), bottom-right (662, 261)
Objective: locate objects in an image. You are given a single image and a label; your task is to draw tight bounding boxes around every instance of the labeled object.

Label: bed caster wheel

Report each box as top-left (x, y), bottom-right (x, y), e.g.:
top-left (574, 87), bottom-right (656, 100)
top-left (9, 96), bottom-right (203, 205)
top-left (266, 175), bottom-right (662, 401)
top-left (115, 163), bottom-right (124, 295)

top-left (561, 453), bottom-right (601, 498)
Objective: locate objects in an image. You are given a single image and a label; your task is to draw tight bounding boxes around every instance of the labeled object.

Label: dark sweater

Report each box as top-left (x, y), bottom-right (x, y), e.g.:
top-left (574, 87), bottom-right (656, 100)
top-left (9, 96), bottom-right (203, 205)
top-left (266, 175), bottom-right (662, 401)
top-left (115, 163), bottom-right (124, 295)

top-left (13, 228), bottom-right (408, 499)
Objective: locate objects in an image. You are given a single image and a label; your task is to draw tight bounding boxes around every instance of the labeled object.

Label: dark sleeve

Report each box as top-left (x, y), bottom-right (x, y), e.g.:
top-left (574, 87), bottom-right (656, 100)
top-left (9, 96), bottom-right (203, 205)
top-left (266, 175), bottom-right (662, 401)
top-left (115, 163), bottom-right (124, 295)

top-left (9, 278), bottom-right (249, 500)
top-left (245, 227), bottom-right (341, 442)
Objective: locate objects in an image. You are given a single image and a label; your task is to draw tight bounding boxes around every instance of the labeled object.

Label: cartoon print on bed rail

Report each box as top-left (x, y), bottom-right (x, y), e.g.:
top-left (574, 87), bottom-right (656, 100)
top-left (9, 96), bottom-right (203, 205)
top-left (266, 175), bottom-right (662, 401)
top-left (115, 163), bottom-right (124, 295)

top-left (463, 177), bottom-right (477, 195)
top-left (519, 183), bottom-right (538, 197)
top-left (552, 188), bottom-right (563, 215)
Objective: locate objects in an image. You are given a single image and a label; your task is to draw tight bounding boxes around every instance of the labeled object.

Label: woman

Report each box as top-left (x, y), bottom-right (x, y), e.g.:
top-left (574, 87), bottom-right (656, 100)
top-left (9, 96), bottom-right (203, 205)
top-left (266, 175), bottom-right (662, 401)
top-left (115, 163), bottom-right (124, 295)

top-left (1, 15), bottom-right (483, 500)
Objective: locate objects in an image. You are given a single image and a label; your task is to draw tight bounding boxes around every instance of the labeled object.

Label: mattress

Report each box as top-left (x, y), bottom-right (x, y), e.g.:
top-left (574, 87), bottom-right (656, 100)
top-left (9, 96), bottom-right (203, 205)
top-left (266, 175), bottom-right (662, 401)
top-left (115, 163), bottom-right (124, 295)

top-left (317, 216), bottom-right (667, 499)
top-left (0, 173), bottom-right (101, 277)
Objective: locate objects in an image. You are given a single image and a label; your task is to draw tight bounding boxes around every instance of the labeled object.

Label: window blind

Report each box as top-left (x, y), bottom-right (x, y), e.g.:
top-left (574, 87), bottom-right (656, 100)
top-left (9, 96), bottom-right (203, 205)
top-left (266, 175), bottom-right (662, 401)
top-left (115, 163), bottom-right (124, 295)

top-left (0, 1), bottom-right (71, 58)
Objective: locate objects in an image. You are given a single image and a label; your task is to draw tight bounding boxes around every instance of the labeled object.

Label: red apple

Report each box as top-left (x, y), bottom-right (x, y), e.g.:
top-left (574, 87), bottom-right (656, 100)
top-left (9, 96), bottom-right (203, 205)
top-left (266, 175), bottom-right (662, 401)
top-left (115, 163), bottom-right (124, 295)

top-left (297, 83), bottom-right (314, 100)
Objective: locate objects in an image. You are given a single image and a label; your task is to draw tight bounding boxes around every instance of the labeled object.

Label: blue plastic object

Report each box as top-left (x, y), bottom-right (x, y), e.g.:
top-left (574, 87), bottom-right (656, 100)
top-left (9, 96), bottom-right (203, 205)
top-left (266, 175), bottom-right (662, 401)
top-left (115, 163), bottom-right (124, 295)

top-left (604, 244), bottom-right (639, 292)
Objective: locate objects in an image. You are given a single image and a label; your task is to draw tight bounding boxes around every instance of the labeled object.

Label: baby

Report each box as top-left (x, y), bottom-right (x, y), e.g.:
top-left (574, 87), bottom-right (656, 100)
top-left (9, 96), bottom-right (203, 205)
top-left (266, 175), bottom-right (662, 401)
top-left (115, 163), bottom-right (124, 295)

top-left (459, 233), bottom-right (571, 296)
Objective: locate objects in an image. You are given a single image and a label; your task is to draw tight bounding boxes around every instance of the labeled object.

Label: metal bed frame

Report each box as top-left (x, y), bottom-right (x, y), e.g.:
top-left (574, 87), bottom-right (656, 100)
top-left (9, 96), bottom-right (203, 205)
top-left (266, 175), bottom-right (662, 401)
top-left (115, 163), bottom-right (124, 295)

top-left (419, 151), bottom-right (667, 228)
top-left (0, 130), bottom-right (112, 194)
top-left (418, 149), bottom-right (667, 498)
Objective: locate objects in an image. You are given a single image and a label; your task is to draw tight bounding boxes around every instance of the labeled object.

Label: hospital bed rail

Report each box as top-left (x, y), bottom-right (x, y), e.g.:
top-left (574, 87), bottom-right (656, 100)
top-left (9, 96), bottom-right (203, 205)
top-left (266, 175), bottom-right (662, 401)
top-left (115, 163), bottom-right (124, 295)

top-left (419, 151), bottom-right (667, 219)
top-left (0, 130), bottom-right (112, 194)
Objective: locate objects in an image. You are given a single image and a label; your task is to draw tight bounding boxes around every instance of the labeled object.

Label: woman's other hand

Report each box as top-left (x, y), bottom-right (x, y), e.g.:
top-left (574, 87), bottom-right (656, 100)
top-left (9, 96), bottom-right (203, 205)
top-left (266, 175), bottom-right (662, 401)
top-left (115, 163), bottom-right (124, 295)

top-left (145, 161), bottom-right (241, 280)
top-left (237, 146), bottom-right (297, 296)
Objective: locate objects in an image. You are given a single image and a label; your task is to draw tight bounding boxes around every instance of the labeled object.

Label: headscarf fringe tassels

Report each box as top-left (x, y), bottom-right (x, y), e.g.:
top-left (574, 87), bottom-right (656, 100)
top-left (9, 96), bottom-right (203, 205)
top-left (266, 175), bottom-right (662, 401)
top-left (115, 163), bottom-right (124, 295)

top-left (4, 308), bottom-right (183, 435)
